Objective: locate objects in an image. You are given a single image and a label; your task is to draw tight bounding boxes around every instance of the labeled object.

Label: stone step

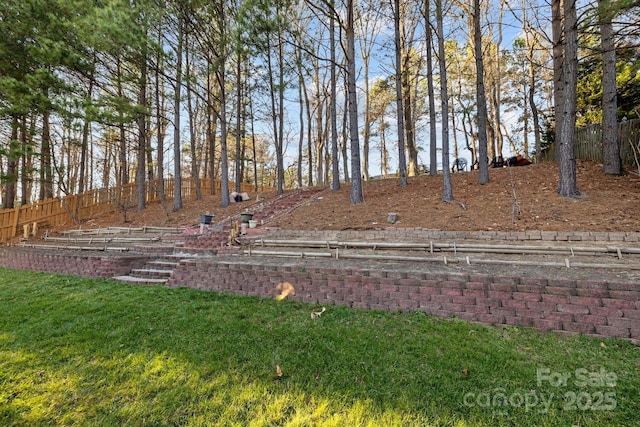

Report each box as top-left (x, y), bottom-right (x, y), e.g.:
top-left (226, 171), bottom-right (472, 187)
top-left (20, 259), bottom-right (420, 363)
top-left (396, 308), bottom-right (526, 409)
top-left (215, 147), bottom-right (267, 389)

top-left (112, 275), bottom-right (168, 285)
top-left (148, 260), bottom-right (180, 268)
top-left (173, 247), bottom-right (217, 256)
top-left (130, 268), bottom-right (173, 278)
top-left (132, 244), bottom-right (178, 254)
top-left (45, 236), bottom-right (160, 243)
top-left (166, 251), bottom-right (200, 258)
top-left (62, 226), bottom-right (185, 236)
top-left (217, 246), bottom-right (243, 256)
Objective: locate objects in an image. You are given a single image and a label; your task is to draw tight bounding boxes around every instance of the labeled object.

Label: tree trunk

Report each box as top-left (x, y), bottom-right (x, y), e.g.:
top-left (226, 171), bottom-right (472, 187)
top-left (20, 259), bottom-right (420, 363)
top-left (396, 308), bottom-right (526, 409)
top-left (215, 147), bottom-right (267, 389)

top-left (526, 26), bottom-right (542, 164)
top-left (20, 117), bottom-right (31, 205)
top-left (342, 89), bottom-right (350, 182)
top-left (219, 62), bottom-right (230, 208)
top-left (156, 30), bottom-right (167, 203)
top-left (206, 56), bottom-right (217, 196)
top-left (425, 0), bottom-right (437, 177)
top-left (315, 85), bottom-right (325, 186)
top-left (394, 0), bottom-right (407, 187)
top-left (173, 15), bottom-right (184, 211)
top-left (185, 33), bottom-right (202, 200)
top-left (249, 95), bottom-right (258, 191)
top-left (486, 116), bottom-right (496, 162)
top-left (403, 72), bottom-right (417, 177)
top-left (599, 0), bottom-right (622, 175)
top-left (362, 49), bottom-right (371, 182)
top-left (79, 66), bottom-right (94, 195)
top-left (4, 117), bottom-right (19, 208)
top-left (136, 44), bottom-right (148, 211)
top-left (494, 5), bottom-right (505, 162)
top-left (436, 0), bottom-right (453, 201)
top-left (305, 68), bottom-right (313, 187)
top-left (235, 53), bottom-right (243, 192)
top-left (402, 47), bottom-right (417, 177)
top-left (296, 49), bottom-right (305, 188)
top-left (277, 21), bottom-right (286, 194)
top-left (240, 100), bottom-right (247, 185)
top-left (266, 26), bottom-right (285, 195)
top-left (552, 0), bottom-right (564, 161)
top-left (116, 58), bottom-right (128, 189)
top-left (381, 124), bottom-right (389, 176)
top-left (347, 0), bottom-right (364, 204)
top-left (462, 107), bottom-right (478, 168)
top-left (557, 0), bottom-right (580, 197)
top-left (41, 109), bottom-right (54, 200)
top-left (330, 6), bottom-right (340, 191)
top-left (451, 98), bottom-right (459, 168)
top-left (474, 0), bottom-right (489, 184)
top-left (522, 76), bottom-right (530, 156)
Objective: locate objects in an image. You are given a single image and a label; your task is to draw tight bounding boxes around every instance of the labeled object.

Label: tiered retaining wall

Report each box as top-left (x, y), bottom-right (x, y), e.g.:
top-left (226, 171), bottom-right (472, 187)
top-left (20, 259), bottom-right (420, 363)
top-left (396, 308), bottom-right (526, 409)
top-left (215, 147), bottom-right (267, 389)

top-left (1, 228), bottom-right (639, 344)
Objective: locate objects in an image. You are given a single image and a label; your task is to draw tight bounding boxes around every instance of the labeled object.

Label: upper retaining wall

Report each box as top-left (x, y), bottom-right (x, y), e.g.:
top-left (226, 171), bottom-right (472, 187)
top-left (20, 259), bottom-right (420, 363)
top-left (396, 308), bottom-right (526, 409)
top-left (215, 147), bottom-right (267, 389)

top-left (250, 228), bottom-right (640, 243)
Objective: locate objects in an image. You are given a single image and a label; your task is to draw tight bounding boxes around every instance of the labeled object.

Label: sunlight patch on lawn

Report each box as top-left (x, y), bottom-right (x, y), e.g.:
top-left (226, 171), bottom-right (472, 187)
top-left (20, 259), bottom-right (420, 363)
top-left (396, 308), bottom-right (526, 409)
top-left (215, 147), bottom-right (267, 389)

top-left (1, 347), bottom-right (432, 426)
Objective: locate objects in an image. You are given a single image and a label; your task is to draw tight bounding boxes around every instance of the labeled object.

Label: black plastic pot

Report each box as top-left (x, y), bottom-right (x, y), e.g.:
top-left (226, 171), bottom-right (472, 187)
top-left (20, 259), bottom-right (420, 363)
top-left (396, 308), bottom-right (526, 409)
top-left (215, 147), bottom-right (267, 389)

top-left (240, 212), bottom-right (254, 223)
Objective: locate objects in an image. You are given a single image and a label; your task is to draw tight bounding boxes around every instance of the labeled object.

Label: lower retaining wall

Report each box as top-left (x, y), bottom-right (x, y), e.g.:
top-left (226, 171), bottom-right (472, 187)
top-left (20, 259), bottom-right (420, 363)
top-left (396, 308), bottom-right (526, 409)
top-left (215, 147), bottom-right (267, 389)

top-left (0, 248), bottom-right (150, 279)
top-left (167, 258), bottom-right (640, 344)
top-left (1, 247), bottom-right (637, 344)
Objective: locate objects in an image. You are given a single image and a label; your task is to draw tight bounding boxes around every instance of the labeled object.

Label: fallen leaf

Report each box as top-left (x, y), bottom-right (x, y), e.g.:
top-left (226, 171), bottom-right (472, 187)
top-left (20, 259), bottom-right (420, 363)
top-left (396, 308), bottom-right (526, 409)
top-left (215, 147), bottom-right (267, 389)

top-left (311, 307), bottom-right (326, 319)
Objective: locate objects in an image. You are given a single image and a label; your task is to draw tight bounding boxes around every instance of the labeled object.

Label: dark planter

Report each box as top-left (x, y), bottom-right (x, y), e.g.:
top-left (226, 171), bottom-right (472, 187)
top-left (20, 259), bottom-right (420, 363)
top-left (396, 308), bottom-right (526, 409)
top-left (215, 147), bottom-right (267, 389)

top-left (240, 212), bottom-right (254, 224)
top-left (200, 214), bottom-right (214, 224)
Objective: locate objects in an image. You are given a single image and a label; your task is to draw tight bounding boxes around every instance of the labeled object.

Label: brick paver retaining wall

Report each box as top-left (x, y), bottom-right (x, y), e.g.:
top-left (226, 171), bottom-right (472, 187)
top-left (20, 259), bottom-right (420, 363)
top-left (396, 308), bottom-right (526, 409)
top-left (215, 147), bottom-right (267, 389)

top-left (2, 227), bottom-right (639, 344)
top-left (167, 258), bottom-right (639, 344)
top-left (250, 229), bottom-right (640, 243)
top-left (0, 248), bottom-right (150, 279)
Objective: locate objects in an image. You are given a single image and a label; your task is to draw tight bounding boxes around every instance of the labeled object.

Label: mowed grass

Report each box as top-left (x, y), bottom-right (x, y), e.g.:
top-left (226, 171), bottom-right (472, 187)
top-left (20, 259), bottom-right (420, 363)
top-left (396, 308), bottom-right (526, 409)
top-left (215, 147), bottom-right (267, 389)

top-left (0, 268), bottom-right (638, 426)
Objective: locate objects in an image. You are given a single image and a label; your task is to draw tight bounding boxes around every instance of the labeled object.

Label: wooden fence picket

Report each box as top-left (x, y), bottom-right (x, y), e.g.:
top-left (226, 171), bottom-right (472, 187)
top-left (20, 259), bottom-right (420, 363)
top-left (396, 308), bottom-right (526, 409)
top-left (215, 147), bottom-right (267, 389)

top-left (543, 118), bottom-right (640, 165)
top-left (0, 178), bottom-right (254, 244)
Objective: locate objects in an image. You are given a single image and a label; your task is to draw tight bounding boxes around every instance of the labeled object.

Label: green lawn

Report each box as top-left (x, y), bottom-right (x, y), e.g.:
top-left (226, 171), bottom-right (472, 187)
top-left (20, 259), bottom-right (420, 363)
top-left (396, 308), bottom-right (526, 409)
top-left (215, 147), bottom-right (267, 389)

top-left (0, 267), bottom-right (638, 426)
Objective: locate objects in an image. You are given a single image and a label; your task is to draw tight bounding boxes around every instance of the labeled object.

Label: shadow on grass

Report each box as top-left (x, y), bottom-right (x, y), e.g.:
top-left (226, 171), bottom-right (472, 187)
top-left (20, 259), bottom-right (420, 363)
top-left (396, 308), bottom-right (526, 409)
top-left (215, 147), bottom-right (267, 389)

top-left (0, 268), bottom-right (638, 426)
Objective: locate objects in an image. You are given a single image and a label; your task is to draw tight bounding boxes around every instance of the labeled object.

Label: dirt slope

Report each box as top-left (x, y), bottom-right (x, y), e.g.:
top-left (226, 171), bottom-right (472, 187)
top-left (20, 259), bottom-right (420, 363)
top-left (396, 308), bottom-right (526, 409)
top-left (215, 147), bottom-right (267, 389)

top-left (69, 160), bottom-right (640, 233)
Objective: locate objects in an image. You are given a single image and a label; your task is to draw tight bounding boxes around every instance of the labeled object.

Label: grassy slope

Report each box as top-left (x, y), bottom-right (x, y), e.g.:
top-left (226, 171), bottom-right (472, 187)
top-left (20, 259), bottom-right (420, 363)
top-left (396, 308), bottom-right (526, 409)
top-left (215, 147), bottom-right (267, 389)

top-left (0, 268), bottom-right (638, 426)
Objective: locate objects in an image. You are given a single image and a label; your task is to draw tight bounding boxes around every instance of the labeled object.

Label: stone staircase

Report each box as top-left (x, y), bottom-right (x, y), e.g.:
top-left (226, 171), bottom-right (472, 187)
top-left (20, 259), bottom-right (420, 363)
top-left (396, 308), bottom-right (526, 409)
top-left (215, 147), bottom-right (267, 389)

top-left (176, 188), bottom-right (327, 251)
top-left (110, 188), bottom-right (327, 284)
top-left (112, 253), bottom-right (190, 285)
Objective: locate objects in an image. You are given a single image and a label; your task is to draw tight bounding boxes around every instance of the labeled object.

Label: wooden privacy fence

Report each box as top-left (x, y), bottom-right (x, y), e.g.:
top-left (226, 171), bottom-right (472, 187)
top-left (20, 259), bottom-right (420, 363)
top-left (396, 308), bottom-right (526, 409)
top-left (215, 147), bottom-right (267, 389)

top-left (0, 178), bottom-right (254, 244)
top-left (543, 119), bottom-right (640, 165)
